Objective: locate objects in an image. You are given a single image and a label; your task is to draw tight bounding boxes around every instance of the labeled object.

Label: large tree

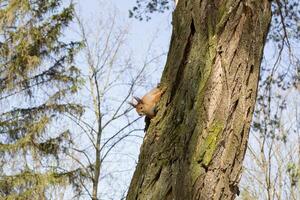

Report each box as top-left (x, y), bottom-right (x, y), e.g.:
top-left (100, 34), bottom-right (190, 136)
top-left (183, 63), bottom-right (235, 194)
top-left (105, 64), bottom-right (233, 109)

top-left (127, 0), bottom-right (271, 199)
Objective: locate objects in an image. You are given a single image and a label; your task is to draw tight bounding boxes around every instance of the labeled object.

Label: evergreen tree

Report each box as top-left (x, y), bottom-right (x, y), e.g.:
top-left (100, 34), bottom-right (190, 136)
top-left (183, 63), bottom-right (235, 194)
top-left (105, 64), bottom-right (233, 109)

top-left (0, 0), bottom-right (83, 199)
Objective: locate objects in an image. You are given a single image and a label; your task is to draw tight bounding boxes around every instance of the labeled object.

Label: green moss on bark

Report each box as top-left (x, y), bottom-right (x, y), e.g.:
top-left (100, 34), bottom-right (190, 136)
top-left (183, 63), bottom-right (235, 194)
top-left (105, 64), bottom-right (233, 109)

top-left (201, 122), bottom-right (224, 166)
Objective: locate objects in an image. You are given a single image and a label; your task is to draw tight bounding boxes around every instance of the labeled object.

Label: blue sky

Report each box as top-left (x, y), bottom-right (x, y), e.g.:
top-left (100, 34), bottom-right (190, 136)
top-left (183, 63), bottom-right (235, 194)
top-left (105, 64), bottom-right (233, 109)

top-left (76, 0), bottom-right (172, 63)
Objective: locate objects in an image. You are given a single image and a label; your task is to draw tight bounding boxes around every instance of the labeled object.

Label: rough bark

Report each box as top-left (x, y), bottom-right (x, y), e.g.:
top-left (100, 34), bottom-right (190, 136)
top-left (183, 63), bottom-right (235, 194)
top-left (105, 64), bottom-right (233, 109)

top-left (127, 0), bottom-right (271, 199)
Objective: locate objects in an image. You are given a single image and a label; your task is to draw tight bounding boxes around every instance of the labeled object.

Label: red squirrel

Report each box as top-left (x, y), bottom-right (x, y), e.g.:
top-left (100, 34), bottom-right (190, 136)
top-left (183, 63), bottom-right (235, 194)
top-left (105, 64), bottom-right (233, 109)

top-left (129, 87), bottom-right (166, 119)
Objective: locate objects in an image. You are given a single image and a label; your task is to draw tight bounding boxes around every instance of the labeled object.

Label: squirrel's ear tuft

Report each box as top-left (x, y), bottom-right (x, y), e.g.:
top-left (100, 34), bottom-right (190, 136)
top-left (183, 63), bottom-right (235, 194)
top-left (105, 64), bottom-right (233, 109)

top-left (133, 96), bottom-right (143, 103)
top-left (128, 101), bottom-right (137, 108)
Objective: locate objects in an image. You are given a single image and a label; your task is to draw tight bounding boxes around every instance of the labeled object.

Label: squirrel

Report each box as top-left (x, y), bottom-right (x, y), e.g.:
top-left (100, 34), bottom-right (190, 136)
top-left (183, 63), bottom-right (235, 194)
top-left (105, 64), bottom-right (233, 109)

top-left (129, 86), bottom-right (166, 119)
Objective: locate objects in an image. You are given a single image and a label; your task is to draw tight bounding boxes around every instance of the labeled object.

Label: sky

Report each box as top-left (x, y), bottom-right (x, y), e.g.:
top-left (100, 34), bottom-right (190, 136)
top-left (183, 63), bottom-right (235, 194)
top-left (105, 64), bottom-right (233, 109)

top-left (76, 0), bottom-right (172, 63)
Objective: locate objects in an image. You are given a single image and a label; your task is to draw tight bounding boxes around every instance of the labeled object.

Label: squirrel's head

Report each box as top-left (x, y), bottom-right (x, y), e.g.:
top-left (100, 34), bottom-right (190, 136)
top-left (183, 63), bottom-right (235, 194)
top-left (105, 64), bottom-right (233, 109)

top-left (129, 96), bottom-right (145, 116)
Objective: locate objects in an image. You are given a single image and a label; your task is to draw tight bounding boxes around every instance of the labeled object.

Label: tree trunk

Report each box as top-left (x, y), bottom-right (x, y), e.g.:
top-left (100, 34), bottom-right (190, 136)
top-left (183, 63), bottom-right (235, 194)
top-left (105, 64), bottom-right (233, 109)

top-left (127, 0), bottom-right (271, 199)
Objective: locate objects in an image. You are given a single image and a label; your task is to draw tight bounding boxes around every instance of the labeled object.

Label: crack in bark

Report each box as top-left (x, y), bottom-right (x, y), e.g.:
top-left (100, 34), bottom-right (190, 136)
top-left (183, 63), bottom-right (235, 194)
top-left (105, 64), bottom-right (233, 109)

top-left (170, 19), bottom-right (196, 101)
top-left (245, 64), bottom-right (254, 86)
top-left (165, 187), bottom-right (173, 200)
top-left (151, 166), bottom-right (162, 186)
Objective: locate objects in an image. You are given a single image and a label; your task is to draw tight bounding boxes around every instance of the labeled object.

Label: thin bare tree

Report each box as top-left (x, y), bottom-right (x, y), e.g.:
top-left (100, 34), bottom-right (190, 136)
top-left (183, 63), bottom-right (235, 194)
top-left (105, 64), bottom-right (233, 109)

top-left (64, 6), bottom-right (166, 199)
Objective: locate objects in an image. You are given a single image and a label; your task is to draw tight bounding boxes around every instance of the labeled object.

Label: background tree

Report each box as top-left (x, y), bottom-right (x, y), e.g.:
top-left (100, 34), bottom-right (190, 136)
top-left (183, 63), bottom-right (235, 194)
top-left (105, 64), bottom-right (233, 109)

top-left (238, 0), bottom-right (300, 198)
top-left (0, 0), bottom-right (83, 199)
top-left (63, 5), bottom-right (166, 199)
